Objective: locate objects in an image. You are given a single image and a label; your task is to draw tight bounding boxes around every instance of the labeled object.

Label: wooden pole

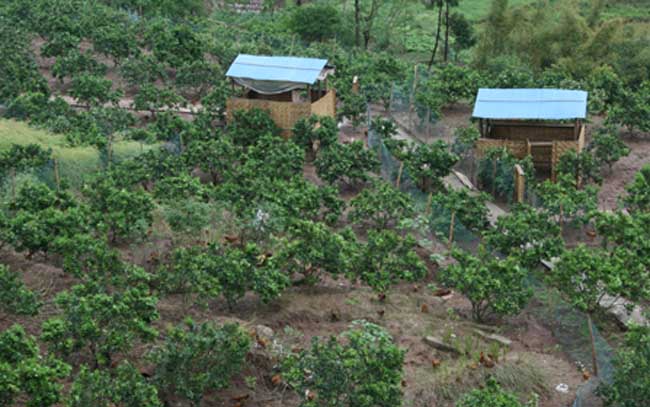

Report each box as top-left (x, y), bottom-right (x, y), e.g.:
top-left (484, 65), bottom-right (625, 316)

top-left (588, 314), bottom-right (599, 377)
top-left (426, 192), bottom-right (433, 216)
top-left (53, 158), bottom-right (61, 192)
top-left (409, 65), bottom-right (418, 130)
top-left (396, 162), bottom-right (404, 189)
top-left (448, 210), bottom-right (456, 250)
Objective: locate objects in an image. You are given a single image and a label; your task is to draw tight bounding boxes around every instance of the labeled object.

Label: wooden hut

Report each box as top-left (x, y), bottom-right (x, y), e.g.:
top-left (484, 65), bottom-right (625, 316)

top-left (472, 88), bottom-right (588, 180)
top-left (226, 54), bottom-right (336, 137)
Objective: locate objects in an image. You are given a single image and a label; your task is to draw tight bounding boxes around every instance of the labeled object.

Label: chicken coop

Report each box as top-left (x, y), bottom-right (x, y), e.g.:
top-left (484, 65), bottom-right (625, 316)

top-left (473, 88), bottom-right (588, 181)
top-left (226, 54), bottom-right (336, 137)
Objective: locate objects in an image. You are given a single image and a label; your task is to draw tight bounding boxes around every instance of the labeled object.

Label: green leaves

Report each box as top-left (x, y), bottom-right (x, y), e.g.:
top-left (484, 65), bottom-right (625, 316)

top-left (41, 282), bottom-right (159, 368)
top-left (283, 320), bottom-right (405, 407)
top-left (349, 180), bottom-right (414, 229)
top-left (624, 165), bottom-right (650, 213)
top-left (598, 325), bottom-right (650, 407)
top-left (0, 265), bottom-right (40, 316)
top-left (67, 362), bottom-right (161, 407)
top-left (403, 141), bottom-right (458, 192)
top-left (441, 247), bottom-right (532, 322)
top-left (458, 377), bottom-right (524, 407)
top-left (351, 229), bottom-right (427, 294)
top-left (315, 141), bottom-right (379, 186)
top-left (590, 128), bottom-right (630, 172)
top-left (0, 324), bottom-right (70, 407)
top-left (149, 320), bottom-right (250, 406)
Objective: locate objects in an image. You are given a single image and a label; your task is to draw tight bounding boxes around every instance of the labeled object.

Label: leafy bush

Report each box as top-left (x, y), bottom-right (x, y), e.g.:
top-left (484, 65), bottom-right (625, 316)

top-left (292, 115), bottom-right (338, 159)
top-left (283, 320), bottom-right (405, 407)
top-left (349, 180), bottom-right (414, 229)
top-left (0, 324), bottom-right (70, 407)
top-left (229, 108), bottom-right (281, 147)
top-left (315, 141), bottom-right (379, 186)
top-left (289, 3), bottom-right (340, 42)
top-left (441, 247), bottom-right (532, 322)
top-left (589, 128), bottom-right (630, 173)
top-left (67, 362), bottom-right (161, 407)
top-left (556, 149), bottom-right (602, 186)
top-left (149, 320), bottom-right (250, 407)
top-left (457, 377), bottom-right (524, 407)
top-left (624, 165), bottom-right (650, 213)
top-left (598, 325), bottom-right (650, 407)
top-left (403, 141), bottom-right (458, 192)
top-left (41, 282), bottom-right (159, 368)
top-left (0, 264), bottom-right (40, 315)
top-left (69, 73), bottom-right (121, 108)
top-left (351, 229), bottom-right (427, 294)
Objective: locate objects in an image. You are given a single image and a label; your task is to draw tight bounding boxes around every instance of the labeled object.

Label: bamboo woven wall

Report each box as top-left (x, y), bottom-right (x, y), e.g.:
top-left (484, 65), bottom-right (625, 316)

top-left (311, 90), bottom-right (336, 118)
top-left (489, 122), bottom-right (576, 142)
top-left (476, 139), bottom-right (529, 159)
top-left (227, 97), bottom-right (312, 137)
top-left (228, 91), bottom-right (337, 137)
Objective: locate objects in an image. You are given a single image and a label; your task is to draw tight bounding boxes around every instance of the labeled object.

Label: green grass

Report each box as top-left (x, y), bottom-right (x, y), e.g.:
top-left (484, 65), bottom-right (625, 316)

top-left (0, 119), bottom-right (152, 187)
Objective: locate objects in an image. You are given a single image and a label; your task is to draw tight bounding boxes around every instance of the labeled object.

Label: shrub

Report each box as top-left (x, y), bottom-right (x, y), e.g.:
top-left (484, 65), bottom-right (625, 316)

top-left (0, 324), bottom-right (70, 407)
top-left (67, 362), bottom-right (161, 407)
top-left (0, 264), bottom-right (40, 315)
top-left (457, 377), bottom-right (524, 407)
top-left (315, 141), bottom-right (379, 186)
top-left (624, 165), bottom-right (650, 213)
top-left (289, 3), bottom-right (340, 42)
top-left (229, 108), bottom-right (281, 147)
top-left (441, 246), bottom-right (532, 322)
top-left (283, 320), bottom-right (405, 407)
top-left (403, 141), bottom-right (458, 192)
top-left (149, 320), bottom-right (250, 407)
top-left (351, 229), bottom-right (427, 294)
top-left (349, 180), bottom-right (414, 229)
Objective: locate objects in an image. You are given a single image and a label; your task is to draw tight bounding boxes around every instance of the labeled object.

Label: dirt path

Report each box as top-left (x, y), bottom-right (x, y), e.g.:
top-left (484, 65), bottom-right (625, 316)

top-left (598, 134), bottom-right (650, 210)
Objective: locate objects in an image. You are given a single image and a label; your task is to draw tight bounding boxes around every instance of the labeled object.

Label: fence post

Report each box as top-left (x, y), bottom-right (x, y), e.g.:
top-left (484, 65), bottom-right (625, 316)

top-left (409, 65), bottom-right (418, 131)
top-left (396, 162), bottom-right (404, 189)
top-left (53, 158), bottom-right (61, 192)
top-left (514, 164), bottom-right (525, 204)
top-left (448, 210), bottom-right (456, 250)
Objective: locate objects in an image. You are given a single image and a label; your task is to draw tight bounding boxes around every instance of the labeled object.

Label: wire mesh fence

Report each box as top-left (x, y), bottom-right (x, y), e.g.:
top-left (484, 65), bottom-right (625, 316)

top-left (366, 105), bottom-right (615, 406)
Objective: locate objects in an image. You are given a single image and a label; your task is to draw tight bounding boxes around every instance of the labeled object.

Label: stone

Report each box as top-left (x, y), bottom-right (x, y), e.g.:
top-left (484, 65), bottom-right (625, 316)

top-left (423, 336), bottom-right (460, 354)
top-left (473, 329), bottom-right (512, 347)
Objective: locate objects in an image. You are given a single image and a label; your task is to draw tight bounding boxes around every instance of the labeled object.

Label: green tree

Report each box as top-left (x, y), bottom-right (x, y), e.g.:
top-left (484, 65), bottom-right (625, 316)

top-left (67, 362), bottom-right (161, 407)
top-left (84, 177), bottom-right (154, 242)
top-left (283, 320), bottom-right (405, 406)
top-left (598, 325), bottom-right (650, 407)
top-left (41, 282), bottom-right (159, 368)
top-left (280, 220), bottom-right (357, 284)
top-left (535, 174), bottom-right (598, 233)
top-left (607, 82), bottom-right (650, 133)
top-left (351, 229), bottom-right (427, 294)
top-left (483, 204), bottom-right (563, 269)
top-left (315, 141), bottom-right (379, 186)
top-left (0, 324), bottom-right (70, 407)
top-left (183, 137), bottom-right (239, 184)
top-left (431, 188), bottom-right (490, 248)
top-left (289, 3), bottom-right (340, 42)
top-left (349, 180), bottom-right (414, 229)
top-left (548, 244), bottom-right (650, 376)
top-left (403, 141), bottom-right (458, 192)
top-left (292, 115), bottom-right (338, 160)
top-left (590, 128), bottom-right (630, 173)
top-left (556, 149), bottom-right (602, 186)
top-left (457, 377), bottom-right (524, 407)
top-left (229, 108), bottom-right (281, 147)
top-left (69, 74), bottom-right (122, 108)
top-left (132, 84), bottom-right (185, 117)
top-left (337, 92), bottom-right (367, 129)
top-left (624, 165), bottom-right (650, 213)
top-left (441, 246), bottom-right (532, 322)
top-left (0, 264), bottom-right (40, 315)
top-left (149, 320), bottom-right (250, 407)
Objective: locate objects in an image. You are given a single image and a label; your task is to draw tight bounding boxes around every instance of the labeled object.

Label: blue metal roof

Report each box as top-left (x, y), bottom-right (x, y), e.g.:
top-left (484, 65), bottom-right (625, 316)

top-left (226, 54), bottom-right (328, 85)
top-left (472, 88), bottom-right (588, 120)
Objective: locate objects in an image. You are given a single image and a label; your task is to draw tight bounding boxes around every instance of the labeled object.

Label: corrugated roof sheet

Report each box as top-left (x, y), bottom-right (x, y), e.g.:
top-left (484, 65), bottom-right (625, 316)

top-left (472, 88), bottom-right (588, 120)
top-left (226, 54), bottom-right (328, 85)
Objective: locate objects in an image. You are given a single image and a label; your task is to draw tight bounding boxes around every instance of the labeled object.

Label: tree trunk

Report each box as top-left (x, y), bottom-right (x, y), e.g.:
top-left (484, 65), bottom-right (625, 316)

top-left (448, 210), bottom-right (456, 250)
top-left (354, 0), bottom-right (361, 47)
top-left (588, 313), bottom-right (599, 377)
top-left (428, 2), bottom-right (444, 69)
top-left (444, 0), bottom-right (450, 62)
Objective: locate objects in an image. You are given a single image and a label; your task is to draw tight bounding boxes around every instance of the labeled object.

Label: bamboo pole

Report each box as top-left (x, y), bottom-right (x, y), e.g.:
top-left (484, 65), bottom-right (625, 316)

top-left (588, 314), bottom-right (599, 377)
top-left (396, 162), bottom-right (404, 189)
top-left (53, 158), bottom-right (61, 192)
top-left (448, 210), bottom-right (456, 250)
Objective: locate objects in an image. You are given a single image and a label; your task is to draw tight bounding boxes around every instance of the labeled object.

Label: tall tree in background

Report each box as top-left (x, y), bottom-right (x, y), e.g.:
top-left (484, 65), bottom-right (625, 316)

top-left (427, 0), bottom-right (444, 68)
top-left (353, 0), bottom-right (382, 49)
top-left (443, 0), bottom-right (459, 62)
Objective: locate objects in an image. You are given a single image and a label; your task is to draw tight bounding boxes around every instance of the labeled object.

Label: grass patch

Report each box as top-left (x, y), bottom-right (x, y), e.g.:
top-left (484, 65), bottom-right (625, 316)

top-left (457, 0), bottom-right (537, 21)
top-left (0, 119), bottom-right (152, 187)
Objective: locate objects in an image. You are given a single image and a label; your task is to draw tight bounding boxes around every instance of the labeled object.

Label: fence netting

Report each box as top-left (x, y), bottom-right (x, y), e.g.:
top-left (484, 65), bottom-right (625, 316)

top-left (366, 104), bottom-right (614, 406)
